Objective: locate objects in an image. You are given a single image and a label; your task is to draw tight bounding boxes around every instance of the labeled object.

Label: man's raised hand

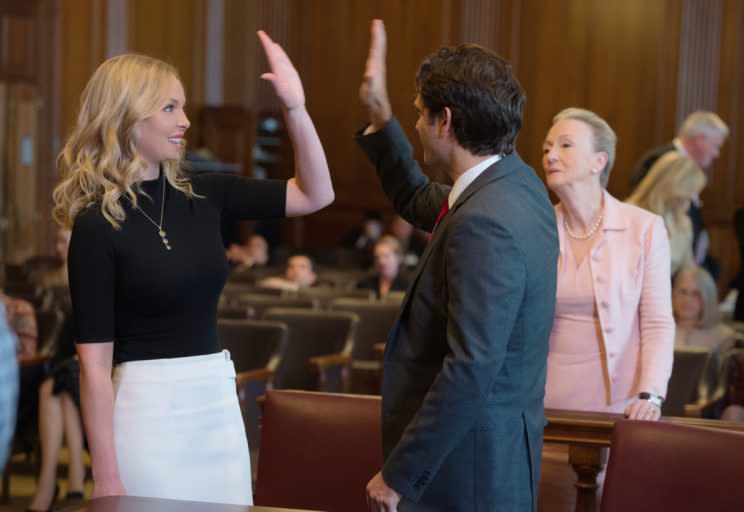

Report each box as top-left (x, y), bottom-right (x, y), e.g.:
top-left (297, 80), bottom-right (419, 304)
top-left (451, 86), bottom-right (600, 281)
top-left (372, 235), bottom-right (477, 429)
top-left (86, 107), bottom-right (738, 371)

top-left (359, 19), bottom-right (392, 129)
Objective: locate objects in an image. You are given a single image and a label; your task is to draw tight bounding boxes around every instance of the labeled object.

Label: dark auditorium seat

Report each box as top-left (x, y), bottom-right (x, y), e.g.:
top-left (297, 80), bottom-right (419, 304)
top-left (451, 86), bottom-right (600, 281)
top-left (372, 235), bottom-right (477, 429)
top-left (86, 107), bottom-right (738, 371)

top-left (663, 346), bottom-right (712, 416)
top-left (254, 390), bottom-right (383, 512)
top-left (217, 318), bottom-right (288, 450)
top-left (236, 294), bottom-right (316, 318)
top-left (263, 308), bottom-right (358, 392)
top-left (601, 419), bottom-right (744, 512)
top-left (330, 298), bottom-right (400, 393)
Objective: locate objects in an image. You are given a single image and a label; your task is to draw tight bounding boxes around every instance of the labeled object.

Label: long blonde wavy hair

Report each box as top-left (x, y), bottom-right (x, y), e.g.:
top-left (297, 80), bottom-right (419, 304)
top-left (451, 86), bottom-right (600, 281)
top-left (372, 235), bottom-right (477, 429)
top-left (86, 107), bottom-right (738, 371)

top-left (626, 152), bottom-right (706, 225)
top-left (52, 53), bottom-right (196, 229)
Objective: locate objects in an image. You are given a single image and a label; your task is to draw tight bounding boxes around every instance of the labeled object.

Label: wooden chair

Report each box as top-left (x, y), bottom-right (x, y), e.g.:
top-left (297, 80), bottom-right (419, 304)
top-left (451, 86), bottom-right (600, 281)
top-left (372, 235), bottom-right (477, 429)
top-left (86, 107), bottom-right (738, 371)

top-left (601, 419), bottom-right (744, 512)
top-left (216, 305), bottom-right (255, 319)
top-left (254, 390), bottom-right (382, 512)
top-left (263, 308), bottom-right (358, 392)
top-left (235, 294), bottom-right (316, 318)
top-left (297, 287), bottom-right (374, 308)
top-left (330, 298), bottom-right (399, 393)
top-left (662, 346), bottom-right (711, 416)
top-left (686, 348), bottom-right (744, 418)
top-left (217, 317), bottom-right (287, 420)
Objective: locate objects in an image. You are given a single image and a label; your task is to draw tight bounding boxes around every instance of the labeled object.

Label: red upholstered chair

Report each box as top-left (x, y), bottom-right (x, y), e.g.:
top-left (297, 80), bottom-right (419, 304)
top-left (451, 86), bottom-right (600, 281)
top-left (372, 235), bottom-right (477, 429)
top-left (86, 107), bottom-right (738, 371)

top-left (253, 390), bottom-right (383, 512)
top-left (601, 419), bottom-right (744, 512)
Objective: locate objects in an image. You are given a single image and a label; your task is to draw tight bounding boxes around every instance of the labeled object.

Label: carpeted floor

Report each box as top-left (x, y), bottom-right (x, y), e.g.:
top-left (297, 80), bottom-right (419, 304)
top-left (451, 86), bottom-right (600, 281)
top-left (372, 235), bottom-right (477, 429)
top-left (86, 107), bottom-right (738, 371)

top-left (1, 448), bottom-right (92, 512)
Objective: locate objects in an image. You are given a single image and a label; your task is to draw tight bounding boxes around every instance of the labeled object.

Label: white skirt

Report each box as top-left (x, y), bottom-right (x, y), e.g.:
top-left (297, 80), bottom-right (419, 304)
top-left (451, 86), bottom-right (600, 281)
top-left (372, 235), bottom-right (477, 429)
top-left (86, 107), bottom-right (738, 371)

top-left (112, 350), bottom-right (253, 505)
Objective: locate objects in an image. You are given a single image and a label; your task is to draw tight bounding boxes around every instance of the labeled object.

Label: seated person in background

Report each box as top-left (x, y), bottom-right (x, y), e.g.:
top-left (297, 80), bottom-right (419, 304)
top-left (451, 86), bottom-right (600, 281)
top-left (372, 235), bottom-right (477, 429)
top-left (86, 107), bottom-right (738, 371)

top-left (0, 300), bottom-right (19, 472)
top-left (259, 254), bottom-right (317, 292)
top-left (390, 215), bottom-right (427, 267)
top-left (356, 235), bottom-right (410, 299)
top-left (720, 370), bottom-right (744, 422)
top-left (2, 287), bottom-right (42, 490)
top-left (26, 315), bottom-right (86, 511)
top-left (26, 228), bottom-right (87, 511)
top-left (673, 265), bottom-right (734, 400)
top-left (345, 210), bottom-right (383, 250)
top-left (344, 210), bottom-right (383, 268)
top-left (1, 291), bottom-right (37, 357)
top-left (226, 234), bottom-right (270, 269)
top-left (34, 229), bottom-right (72, 290)
top-left (626, 152), bottom-right (706, 276)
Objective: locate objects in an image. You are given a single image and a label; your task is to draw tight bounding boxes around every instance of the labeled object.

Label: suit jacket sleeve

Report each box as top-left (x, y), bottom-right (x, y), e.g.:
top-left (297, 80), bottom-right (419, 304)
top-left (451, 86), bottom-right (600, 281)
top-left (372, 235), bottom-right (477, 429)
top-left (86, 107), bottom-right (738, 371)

top-left (383, 212), bottom-right (527, 501)
top-left (638, 216), bottom-right (675, 396)
top-left (354, 117), bottom-right (449, 231)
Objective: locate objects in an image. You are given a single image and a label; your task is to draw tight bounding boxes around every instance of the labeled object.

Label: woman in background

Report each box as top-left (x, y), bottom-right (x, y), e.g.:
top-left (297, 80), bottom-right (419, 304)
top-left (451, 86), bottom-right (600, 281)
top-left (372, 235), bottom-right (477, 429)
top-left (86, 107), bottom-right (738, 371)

top-left (627, 152), bottom-right (706, 276)
top-left (673, 265), bottom-right (734, 400)
top-left (356, 235), bottom-right (409, 299)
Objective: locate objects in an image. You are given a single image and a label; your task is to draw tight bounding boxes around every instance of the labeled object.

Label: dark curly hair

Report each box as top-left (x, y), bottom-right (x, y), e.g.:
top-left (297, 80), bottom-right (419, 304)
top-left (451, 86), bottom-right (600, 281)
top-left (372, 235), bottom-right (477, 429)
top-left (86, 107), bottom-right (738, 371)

top-left (415, 45), bottom-right (525, 156)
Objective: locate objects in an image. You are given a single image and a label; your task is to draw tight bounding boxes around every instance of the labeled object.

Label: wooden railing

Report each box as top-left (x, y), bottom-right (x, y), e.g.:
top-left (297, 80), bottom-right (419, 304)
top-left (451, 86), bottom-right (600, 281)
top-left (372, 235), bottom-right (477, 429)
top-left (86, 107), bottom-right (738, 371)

top-left (544, 409), bottom-right (744, 512)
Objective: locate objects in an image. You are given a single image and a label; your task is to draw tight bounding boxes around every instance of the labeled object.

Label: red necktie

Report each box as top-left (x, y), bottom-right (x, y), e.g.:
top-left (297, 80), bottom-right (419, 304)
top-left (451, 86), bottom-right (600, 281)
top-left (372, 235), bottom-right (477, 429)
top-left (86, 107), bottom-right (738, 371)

top-left (429, 199), bottom-right (450, 242)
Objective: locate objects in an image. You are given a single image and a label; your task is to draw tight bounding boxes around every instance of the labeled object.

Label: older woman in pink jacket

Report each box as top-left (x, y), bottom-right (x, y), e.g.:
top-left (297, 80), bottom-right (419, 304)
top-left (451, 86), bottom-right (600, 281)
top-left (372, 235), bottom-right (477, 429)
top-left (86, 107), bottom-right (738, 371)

top-left (542, 108), bottom-right (675, 420)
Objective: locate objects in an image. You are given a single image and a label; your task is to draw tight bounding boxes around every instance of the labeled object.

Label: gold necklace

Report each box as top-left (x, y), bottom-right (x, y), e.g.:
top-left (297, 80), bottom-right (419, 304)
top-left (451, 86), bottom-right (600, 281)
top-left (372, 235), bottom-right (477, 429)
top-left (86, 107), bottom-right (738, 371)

top-left (129, 173), bottom-right (171, 250)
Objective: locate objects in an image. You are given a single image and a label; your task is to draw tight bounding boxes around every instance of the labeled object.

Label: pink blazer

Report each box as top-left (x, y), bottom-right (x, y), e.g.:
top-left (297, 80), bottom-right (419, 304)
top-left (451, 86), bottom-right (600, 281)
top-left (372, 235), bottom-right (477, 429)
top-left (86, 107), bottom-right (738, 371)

top-left (551, 191), bottom-right (675, 405)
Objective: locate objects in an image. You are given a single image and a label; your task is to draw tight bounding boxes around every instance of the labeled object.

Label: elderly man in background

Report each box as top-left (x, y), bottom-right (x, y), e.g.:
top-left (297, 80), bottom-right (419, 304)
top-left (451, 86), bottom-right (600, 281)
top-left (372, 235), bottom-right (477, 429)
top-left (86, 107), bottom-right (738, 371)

top-left (630, 111), bottom-right (729, 277)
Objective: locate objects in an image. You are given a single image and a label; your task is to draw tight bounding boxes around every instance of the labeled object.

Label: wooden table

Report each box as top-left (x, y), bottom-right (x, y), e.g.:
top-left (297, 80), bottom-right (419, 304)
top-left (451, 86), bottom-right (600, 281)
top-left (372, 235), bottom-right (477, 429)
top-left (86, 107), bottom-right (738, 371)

top-left (58, 495), bottom-right (322, 512)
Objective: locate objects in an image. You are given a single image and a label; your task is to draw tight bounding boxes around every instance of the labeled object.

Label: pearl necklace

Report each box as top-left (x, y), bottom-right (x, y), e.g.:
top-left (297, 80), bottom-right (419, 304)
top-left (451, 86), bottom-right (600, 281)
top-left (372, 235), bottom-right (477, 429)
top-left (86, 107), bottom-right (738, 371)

top-left (564, 210), bottom-right (604, 240)
top-left (128, 173), bottom-right (172, 250)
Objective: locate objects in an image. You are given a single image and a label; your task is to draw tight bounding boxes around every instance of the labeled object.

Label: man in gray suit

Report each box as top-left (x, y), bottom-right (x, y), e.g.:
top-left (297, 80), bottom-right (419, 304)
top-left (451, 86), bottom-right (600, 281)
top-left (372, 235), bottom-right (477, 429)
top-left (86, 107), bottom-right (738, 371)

top-left (358, 20), bottom-right (558, 512)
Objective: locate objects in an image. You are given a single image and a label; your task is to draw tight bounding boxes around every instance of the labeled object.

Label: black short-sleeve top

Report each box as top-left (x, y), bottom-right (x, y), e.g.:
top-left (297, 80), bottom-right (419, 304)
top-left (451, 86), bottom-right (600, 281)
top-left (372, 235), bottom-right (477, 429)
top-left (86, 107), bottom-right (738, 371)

top-left (68, 171), bottom-right (286, 364)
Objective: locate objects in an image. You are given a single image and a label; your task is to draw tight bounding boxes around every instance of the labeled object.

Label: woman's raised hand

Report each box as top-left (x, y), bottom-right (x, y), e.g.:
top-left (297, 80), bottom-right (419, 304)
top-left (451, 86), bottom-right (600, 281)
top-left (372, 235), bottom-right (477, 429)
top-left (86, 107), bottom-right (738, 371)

top-left (258, 30), bottom-right (304, 111)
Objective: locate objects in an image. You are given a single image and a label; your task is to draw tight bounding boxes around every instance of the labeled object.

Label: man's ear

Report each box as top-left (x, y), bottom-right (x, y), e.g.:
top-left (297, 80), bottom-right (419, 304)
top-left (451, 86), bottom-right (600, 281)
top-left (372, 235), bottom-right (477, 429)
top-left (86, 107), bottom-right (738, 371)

top-left (438, 107), bottom-right (453, 138)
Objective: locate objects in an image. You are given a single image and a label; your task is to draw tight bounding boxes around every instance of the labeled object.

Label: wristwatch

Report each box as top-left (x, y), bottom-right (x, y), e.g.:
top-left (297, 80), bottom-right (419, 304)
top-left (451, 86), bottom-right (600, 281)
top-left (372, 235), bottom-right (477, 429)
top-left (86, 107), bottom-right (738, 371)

top-left (638, 392), bottom-right (664, 408)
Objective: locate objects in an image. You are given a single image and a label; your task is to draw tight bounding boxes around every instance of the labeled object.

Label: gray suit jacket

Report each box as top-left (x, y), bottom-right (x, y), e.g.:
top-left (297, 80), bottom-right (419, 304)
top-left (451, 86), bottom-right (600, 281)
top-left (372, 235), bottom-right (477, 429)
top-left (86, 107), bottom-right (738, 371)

top-left (355, 118), bottom-right (558, 511)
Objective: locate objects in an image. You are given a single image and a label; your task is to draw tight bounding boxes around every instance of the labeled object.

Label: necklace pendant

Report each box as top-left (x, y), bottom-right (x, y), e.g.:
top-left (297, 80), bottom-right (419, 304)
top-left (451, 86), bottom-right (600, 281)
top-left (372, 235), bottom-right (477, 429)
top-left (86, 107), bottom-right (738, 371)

top-left (159, 230), bottom-right (166, 238)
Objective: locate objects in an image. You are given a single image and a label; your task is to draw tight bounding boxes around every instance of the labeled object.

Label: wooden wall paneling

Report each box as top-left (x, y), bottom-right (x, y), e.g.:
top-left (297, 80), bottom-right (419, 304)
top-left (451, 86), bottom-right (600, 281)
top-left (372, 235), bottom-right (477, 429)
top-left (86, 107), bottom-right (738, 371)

top-left (5, 84), bottom-right (40, 262)
top-left (128, 0), bottom-right (201, 96)
top-left (222, 0), bottom-right (252, 107)
top-left (0, 0), bottom-right (59, 258)
top-left (0, 11), bottom-right (36, 79)
top-left (295, 0), bottom-right (459, 247)
top-left (584, 0), bottom-right (681, 200)
top-left (512, 0), bottom-right (680, 200)
top-left (188, 0), bottom-right (206, 145)
top-left (59, 0), bottom-right (106, 139)
top-left (35, 0), bottom-right (60, 255)
top-left (510, 0), bottom-right (592, 189)
top-left (709, 0), bottom-right (744, 294)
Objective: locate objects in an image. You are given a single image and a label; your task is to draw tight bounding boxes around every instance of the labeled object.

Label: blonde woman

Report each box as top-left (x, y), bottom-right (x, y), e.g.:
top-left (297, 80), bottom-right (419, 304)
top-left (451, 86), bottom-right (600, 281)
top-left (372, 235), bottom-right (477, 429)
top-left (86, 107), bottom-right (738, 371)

top-left (53, 32), bottom-right (333, 505)
top-left (627, 152), bottom-right (706, 275)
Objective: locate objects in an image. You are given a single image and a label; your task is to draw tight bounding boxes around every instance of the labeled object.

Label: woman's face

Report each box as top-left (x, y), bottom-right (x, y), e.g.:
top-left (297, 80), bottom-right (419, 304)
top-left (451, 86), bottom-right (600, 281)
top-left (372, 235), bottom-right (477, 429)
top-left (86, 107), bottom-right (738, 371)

top-left (673, 271), bottom-right (703, 324)
top-left (374, 243), bottom-right (401, 280)
top-left (135, 75), bottom-right (190, 173)
top-left (542, 119), bottom-right (604, 191)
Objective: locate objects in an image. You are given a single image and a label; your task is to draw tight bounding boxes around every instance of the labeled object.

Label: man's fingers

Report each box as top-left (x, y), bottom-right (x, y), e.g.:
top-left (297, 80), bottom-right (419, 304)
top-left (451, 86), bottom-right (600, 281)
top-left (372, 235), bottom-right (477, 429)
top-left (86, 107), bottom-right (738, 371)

top-left (371, 19), bottom-right (387, 58)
